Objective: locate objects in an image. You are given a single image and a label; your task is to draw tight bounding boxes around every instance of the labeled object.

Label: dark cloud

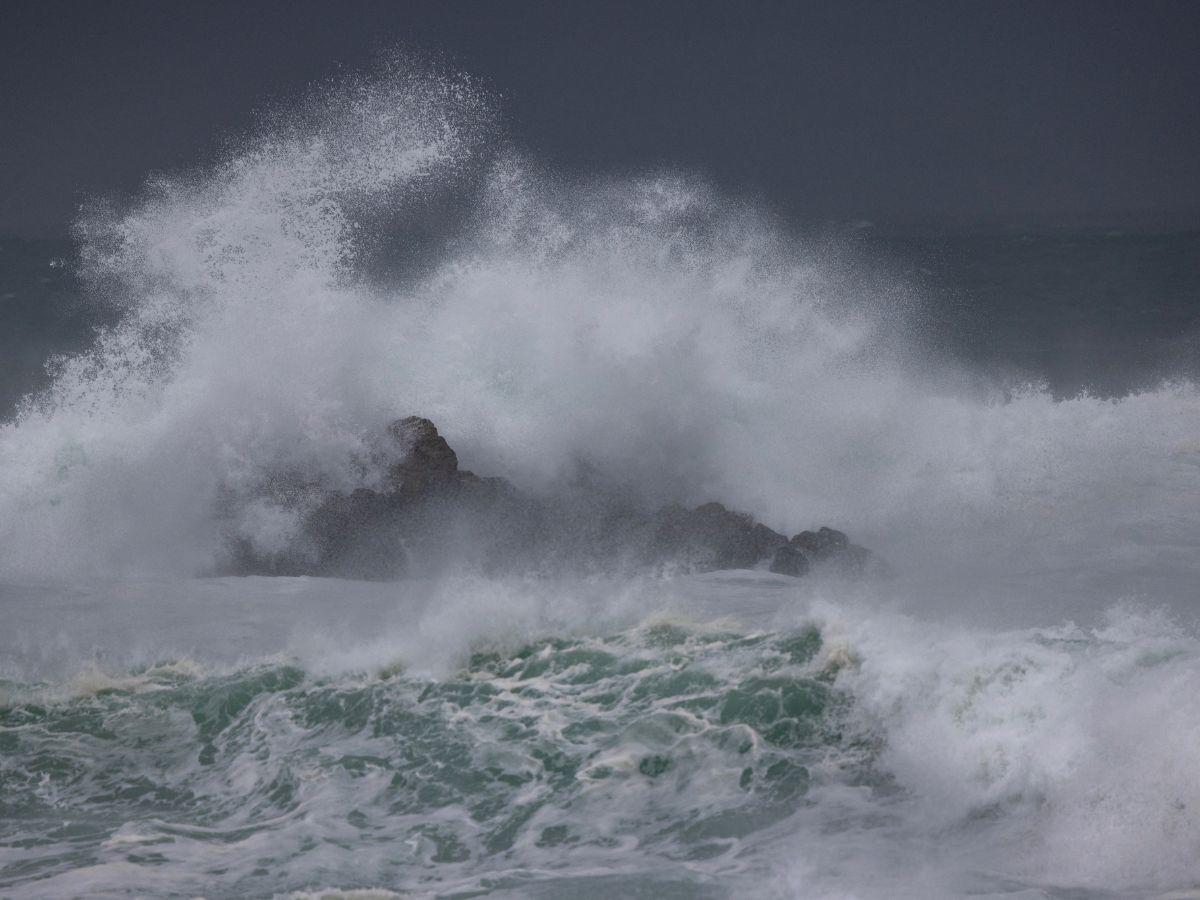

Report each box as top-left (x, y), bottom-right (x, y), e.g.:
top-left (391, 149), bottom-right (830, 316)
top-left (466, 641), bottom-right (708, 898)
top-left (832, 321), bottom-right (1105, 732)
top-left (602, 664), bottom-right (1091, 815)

top-left (2, 0), bottom-right (1199, 235)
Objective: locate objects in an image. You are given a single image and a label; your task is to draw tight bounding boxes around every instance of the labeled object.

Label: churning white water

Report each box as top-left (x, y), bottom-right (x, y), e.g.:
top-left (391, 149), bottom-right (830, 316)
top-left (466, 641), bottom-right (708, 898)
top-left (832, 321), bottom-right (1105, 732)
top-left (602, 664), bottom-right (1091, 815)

top-left (1, 59), bottom-right (1198, 898)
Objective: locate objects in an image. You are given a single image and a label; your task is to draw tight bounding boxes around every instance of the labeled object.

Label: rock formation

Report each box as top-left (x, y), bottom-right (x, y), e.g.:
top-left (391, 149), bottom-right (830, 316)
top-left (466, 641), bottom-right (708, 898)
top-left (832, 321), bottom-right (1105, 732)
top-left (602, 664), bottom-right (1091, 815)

top-left (768, 526), bottom-right (874, 577)
top-left (226, 417), bottom-right (879, 580)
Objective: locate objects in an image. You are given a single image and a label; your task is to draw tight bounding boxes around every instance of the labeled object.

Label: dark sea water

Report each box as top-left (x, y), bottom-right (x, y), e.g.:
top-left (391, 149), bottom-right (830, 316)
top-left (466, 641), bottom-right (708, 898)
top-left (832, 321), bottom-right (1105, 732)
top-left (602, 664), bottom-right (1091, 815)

top-left (868, 224), bottom-right (1200, 396)
top-left (1, 64), bottom-right (1199, 900)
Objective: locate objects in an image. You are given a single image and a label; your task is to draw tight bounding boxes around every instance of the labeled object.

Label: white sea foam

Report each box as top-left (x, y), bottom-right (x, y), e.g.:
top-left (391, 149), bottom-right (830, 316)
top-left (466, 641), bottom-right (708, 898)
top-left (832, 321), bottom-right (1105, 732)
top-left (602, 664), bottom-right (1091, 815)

top-left (0, 58), bottom-right (1197, 899)
top-left (801, 599), bottom-right (1200, 896)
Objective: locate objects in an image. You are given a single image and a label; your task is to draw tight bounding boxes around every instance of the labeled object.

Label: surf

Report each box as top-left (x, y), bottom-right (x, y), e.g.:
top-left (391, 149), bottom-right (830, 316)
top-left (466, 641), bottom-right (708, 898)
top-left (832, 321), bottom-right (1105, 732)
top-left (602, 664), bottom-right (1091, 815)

top-left (1, 55), bottom-right (1198, 899)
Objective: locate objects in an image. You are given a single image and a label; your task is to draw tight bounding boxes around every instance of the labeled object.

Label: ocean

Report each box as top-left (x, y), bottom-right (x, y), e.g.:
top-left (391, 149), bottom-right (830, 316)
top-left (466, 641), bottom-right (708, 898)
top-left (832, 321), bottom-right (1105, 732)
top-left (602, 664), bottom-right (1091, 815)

top-left (1, 63), bottom-right (1198, 899)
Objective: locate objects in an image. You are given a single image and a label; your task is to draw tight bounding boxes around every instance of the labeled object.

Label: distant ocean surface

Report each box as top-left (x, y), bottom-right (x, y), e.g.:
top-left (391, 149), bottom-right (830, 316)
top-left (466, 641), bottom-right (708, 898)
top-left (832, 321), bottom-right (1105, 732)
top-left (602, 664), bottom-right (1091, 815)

top-left (1, 63), bottom-right (1198, 899)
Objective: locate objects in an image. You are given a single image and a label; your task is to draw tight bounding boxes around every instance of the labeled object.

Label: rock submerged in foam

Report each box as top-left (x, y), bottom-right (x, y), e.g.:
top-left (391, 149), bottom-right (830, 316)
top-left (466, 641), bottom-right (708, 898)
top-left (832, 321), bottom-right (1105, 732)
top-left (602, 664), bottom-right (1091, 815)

top-left (226, 417), bottom-right (878, 579)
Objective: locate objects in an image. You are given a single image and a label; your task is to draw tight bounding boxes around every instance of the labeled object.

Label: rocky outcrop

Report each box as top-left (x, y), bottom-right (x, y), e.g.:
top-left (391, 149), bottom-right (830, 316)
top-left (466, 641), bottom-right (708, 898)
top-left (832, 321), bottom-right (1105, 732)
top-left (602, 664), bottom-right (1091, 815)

top-left (225, 417), bottom-right (880, 580)
top-left (769, 526), bottom-right (873, 577)
top-left (386, 416), bottom-right (463, 497)
top-left (648, 502), bottom-right (788, 571)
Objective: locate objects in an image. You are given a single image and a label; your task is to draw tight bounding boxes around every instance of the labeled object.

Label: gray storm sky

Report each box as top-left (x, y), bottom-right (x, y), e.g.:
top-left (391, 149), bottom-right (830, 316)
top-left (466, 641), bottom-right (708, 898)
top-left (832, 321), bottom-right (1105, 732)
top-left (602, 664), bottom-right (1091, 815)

top-left (2, 0), bottom-right (1199, 236)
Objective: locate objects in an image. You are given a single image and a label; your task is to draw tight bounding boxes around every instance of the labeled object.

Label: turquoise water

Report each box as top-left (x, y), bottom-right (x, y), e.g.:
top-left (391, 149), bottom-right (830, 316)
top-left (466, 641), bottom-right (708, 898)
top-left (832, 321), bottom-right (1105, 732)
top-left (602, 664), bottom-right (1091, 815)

top-left (0, 620), bottom-right (859, 897)
top-left (1, 574), bottom-right (1198, 899)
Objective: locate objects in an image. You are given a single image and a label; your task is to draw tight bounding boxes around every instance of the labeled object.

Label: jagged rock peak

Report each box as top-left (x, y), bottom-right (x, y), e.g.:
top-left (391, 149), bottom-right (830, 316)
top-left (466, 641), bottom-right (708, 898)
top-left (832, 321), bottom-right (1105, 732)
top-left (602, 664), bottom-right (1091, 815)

top-left (386, 416), bottom-right (460, 496)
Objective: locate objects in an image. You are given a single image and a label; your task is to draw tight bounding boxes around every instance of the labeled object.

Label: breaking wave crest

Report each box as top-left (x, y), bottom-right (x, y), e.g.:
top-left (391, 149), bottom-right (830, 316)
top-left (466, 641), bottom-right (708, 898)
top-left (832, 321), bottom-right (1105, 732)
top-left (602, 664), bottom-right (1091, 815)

top-left (0, 57), bottom-right (1195, 589)
top-left (3, 592), bottom-right (1199, 898)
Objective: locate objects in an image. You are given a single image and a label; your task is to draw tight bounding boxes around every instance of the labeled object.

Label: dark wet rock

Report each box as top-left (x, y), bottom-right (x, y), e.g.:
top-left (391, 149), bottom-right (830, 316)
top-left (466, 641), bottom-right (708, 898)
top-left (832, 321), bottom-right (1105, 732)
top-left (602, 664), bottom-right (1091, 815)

top-left (224, 417), bottom-right (880, 580)
top-left (769, 541), bottom-right (811, 578)
top-left (649, 502), bottom-right (787, 571)
top-left (770, 526), bottom-right (875, 577)
top-left (793, 527), bottom-right (849, 555)
top-left (301, 488), bottom-right (410, 579)
top-left (386, 416), bottom-right (462, 497)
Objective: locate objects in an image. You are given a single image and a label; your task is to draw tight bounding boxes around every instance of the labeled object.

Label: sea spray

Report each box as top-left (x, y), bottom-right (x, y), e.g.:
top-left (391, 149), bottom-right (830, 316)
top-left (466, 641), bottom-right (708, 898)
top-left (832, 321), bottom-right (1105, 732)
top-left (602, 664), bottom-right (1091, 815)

top-left (1, 57), bottom-right (1199, 899)
top-left (2, 58), bottom-right (1198, 596)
